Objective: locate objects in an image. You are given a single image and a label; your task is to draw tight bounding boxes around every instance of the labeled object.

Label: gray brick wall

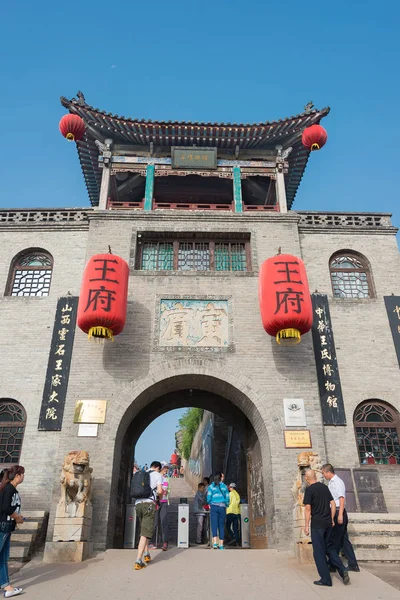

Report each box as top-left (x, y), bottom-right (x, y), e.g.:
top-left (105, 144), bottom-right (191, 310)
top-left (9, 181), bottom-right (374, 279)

top-left (0, 210), bottom-right (399, 552)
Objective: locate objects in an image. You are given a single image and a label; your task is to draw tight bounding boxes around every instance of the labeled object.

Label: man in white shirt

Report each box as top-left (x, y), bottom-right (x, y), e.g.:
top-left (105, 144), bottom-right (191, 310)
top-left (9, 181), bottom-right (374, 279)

top-left (134, 461), bottom-right (163, 570)
top-left (321, 463), bottom-right (359, 572)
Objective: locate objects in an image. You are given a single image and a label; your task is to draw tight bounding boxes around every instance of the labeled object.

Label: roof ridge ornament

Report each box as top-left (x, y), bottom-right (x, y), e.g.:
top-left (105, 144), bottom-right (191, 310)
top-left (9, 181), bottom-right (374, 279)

top-left (304, 101), bottom-right (314, 114)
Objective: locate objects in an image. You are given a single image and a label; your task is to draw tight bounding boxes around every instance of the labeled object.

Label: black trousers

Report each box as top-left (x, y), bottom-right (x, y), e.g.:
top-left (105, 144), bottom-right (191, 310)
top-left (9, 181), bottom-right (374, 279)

top-left (330, 509), bottom-right (358, 569)
top-left (311, 526), bottom-right (346, 585)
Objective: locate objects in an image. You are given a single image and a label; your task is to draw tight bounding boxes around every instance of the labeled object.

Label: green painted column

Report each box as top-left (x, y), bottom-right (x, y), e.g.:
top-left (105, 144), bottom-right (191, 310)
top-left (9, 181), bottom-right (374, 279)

top-left (144, 164), bottom-right (155, 211)
top-left (233, 166), bottom-right (243, 213)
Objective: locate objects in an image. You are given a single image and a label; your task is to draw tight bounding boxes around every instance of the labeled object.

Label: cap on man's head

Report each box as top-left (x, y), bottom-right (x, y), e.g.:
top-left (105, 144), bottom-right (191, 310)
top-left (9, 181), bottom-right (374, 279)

top-left (229, 482), bottom-right (237, 488)
top-left (133, 462), bottom-right (139, 470)
top-left (161, 461), bottom-right (170, 468)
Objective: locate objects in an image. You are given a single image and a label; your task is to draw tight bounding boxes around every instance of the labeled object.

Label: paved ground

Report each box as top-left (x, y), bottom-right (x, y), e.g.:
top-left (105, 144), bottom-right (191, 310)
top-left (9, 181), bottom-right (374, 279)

top-left (12, 548), bottom-right (400, 600)
top-left (362, 563), bottom-right (400, 591)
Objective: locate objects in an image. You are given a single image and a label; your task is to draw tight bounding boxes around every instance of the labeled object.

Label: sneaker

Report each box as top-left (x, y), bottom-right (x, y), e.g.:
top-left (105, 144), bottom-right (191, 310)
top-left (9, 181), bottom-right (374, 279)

top-left (4, 589), bottom-right (24, 598)
top-left (144, 552), bottom-right (151, 563)
top-left (148, 543), bottom-right (157, 550)
top-left (219, 545), bottom-right (225, 550)
top-left (134, 560), bottom-right (146, 570)
top-left (162, 543), bottom-right (168, 551)
top-left (213, 543), bottom-right (218, 549)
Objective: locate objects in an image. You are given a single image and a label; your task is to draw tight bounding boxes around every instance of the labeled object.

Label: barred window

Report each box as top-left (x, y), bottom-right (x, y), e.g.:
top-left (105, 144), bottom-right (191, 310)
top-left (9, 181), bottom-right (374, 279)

top-left (0, 400), bottom-right (26, 466)
top-left (330, 251), bottom-right (373, 299)
top-left (7, 249), bottom-right (53, 297)
top-left (138, 237), bottom-right (250, 272)
top-left (354, 401), bottom-right (400, 465)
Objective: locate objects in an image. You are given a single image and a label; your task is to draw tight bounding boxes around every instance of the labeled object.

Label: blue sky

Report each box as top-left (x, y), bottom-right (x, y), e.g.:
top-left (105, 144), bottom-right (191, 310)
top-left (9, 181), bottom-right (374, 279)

top-left (135, 409), bottom-right (184, 467)
top-left (1, 1), bottom-right (399, 459)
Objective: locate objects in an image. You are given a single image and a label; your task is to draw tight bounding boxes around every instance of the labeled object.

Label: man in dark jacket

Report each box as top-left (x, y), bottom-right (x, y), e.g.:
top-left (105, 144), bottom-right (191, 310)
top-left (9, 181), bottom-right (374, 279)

top-left (303, 469), bottom-right (350, 587)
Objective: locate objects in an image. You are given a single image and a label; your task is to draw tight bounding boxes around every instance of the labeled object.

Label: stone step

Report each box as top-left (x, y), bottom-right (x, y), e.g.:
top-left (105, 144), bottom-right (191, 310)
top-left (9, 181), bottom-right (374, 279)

top-left (352, 534), bottom-right (400, 545)
top-left (12, 533), bottom-right (35, 544)
top-left (348, 513), bottom-right (400, 523)
top-left (356, 546), bottom-right (400, 561)
top-left (10, 546), bottom-right (30, 559)
top-left (349, 523), bottom-right (400, 533)
top-left (17, 521), bottom-right (40, 531)
top-left (23, 511), bottom-right (47, 519)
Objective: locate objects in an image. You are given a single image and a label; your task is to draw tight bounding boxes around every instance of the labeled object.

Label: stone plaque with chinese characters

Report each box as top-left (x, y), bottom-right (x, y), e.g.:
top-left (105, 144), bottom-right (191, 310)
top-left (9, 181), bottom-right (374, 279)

top-left (38, 297), bottom-right (78, 431)
top-left (283, 399), bottom-right (306, 427)
top-left (74, 400), bottom-right (107, 424)
top-left (284, 430), bottom-right (312, 448)
top-left (384, 296), bottom-right (400, 368)
top-left (171, 147), bottom-right (217, 170)
top-left (159, 299), bottom-right (229, 348)
top-left (311, 294), bottom-right (346, 426)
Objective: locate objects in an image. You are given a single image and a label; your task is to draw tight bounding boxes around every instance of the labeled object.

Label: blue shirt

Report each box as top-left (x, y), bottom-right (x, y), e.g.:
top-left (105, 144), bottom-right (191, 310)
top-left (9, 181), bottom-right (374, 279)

top-left (206, 482), bottom-right (230, 506)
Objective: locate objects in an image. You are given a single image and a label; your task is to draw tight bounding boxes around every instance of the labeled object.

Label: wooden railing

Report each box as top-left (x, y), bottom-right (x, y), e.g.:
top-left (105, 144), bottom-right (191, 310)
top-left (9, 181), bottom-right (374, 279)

top-left (107, 198), bottom-right (280, 212)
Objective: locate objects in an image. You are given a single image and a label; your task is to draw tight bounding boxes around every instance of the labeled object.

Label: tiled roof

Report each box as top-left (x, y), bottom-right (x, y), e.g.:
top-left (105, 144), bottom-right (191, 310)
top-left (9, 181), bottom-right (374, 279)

top-left (61, 93), bottom-right (330, 207)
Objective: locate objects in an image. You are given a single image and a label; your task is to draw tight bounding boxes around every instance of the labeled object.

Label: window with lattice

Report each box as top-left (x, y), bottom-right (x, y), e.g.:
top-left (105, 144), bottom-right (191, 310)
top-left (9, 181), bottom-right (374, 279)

top-left (330, 252), bottom-right (373, 299)
top-left (0, 401), bottom-right (26, 465)
top-left (8, 250), bottom-right (53, 297)
top-left (354, 401), bottom-right (400, 465)
top-left (138, 236), bottom-right (250, 272)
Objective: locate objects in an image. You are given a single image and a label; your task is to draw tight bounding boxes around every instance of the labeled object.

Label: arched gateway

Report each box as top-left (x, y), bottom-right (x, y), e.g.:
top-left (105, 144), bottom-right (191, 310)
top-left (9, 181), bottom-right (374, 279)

top-left (105, 364), bottom-right (274, 550)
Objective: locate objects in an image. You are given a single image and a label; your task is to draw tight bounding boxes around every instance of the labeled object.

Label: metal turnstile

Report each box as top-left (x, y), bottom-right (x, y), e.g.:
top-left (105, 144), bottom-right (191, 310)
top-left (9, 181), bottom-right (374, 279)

top-left (240, 504), bottom-right (250, 548)
top-left (177, 503), bottom-right (189, 548)
top-left (124, 504), bottom-right (137, 549)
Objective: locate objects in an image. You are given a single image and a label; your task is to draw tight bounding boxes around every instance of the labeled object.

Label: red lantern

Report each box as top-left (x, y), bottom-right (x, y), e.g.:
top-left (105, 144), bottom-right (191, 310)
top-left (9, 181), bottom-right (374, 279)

top-left (259, 254), bottom-right (313, 345)
top-left (170, 453), bottom-right (178, 466)
top-left (301, 124), bottom-right (327, 151)
top-left (59, 114), bottom-right (86, 142)
top-left (77, 253), bottom-right (129, 341)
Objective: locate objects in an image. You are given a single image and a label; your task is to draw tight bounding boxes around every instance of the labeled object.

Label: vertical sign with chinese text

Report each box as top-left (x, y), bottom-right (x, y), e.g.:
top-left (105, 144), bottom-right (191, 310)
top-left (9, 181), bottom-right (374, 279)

top-left (38, 297), bottom-right (78, 431)
top-left (384, 296), bottom-right (400, 368)
top-left (311, 294), bottom-right (346, 425)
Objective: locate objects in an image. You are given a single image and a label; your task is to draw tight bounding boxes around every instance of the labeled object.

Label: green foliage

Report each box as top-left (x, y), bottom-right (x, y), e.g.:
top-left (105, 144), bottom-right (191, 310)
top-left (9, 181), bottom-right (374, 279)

top-left (177, 408), bottom-right (204, 459)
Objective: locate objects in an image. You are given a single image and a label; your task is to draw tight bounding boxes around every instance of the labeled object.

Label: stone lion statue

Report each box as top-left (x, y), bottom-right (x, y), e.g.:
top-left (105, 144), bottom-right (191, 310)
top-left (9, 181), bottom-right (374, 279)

top-left (292, 451), bottom-right (323, 505)
top-left (60, 451), bottom-right (93, 510)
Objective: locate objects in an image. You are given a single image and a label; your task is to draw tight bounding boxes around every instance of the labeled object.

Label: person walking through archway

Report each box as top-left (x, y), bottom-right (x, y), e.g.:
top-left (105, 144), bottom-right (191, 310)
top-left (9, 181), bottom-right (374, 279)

top-left (0, 465), bottom-right (25, 598)
top-left (132, 461), bottom-right (163, 570)
top-left (303, 469), bottom-right (350, 587)
top-left (206, 471), bottom-right (230, 549)
top-left (226, 483), bottom-right (241, 546)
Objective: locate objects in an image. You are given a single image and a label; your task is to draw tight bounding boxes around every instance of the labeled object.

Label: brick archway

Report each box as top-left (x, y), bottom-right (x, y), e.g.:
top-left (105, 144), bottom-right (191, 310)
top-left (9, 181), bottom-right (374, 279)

top-left (105, 360), bottom-right (275, 550)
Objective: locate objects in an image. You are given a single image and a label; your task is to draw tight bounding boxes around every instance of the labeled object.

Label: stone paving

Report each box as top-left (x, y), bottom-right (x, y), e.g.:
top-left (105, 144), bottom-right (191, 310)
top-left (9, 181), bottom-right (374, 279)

top-left (12, 548), bottom-right (400, 600)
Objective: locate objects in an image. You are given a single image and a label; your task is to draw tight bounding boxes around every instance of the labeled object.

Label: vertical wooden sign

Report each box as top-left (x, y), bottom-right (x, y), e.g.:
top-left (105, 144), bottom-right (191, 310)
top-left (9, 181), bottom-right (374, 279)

top-left (311, 294), bottom-right (346, 425)
top-left (38, 297), bottom-right (78, 431)
top-left (384, 296), bottom-right (400, 368)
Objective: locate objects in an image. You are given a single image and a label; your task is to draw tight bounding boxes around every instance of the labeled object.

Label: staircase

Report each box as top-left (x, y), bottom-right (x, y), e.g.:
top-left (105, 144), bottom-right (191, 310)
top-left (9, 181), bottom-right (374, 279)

top-left (10, 510), bottom-right (49, 563)
top-left (348, 513), bottom-right (400, 561)
top-left (155, 478), bottom-right (197, 546)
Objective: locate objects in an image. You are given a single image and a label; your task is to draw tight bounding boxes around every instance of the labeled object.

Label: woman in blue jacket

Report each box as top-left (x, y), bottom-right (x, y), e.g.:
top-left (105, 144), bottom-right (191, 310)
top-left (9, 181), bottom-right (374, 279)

top-left (206, 471), bottom-right (230, 549)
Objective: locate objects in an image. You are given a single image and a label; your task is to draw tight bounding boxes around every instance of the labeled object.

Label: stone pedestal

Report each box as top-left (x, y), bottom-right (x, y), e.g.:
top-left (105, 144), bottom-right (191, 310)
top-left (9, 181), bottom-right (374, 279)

top-left (293, 504), bottom-right (313, 564)
top-left (44, 501), bottom-right (93, 563)
top-left (43, 541), bottom-right (93, 563)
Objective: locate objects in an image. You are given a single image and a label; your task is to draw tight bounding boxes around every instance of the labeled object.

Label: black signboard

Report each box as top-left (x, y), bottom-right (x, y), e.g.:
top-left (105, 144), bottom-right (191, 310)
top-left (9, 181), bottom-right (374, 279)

top-left (38, 297), bottom-right (78, 431)
top-left (384, 296), bottom-right (400, 368)
top-left (171, 147), bottom-right (217, 170)
top-left (311, 294), bottom-right (346, 425)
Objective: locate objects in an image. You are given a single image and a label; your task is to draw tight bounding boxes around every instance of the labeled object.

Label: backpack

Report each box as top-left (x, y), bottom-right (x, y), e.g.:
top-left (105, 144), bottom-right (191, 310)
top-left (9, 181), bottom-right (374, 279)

top-left (130, 470), bottom-right (153, 500)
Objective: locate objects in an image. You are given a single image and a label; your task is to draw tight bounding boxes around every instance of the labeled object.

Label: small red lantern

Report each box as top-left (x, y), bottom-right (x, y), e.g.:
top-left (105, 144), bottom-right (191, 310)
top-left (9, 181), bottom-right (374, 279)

top-left (59, 114), bottom-right (86, 142)
top-left (301, 124), bottom-right (327, 151)
top-left (259, 254), bottom-right (313, 346)
top-left (77, 253), bottom-right (129, 341)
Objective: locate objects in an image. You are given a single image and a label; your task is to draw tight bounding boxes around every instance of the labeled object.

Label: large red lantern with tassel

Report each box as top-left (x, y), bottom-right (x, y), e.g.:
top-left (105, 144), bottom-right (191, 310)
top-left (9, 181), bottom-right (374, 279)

top-left (301, 124), bottom-right (327, 151)
top-left (59, 114), bottom-right (86, 142)
top-left (259, 254), bottom-right (313, 345)
top-left (77, 253), bottom-right (129, 341)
